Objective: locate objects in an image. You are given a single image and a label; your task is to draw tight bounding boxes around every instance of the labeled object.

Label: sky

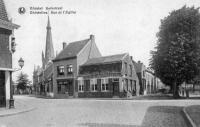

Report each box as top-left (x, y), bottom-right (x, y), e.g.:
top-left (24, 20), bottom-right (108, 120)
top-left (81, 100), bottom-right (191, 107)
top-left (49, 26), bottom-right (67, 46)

top-left (4, 0), bottom-right (200, 82)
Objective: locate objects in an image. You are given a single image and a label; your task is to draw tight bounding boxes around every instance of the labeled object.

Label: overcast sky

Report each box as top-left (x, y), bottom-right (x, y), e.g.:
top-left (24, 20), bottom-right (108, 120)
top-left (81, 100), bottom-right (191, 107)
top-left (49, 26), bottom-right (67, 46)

top-left (4, 0), bottom-right (200, 82)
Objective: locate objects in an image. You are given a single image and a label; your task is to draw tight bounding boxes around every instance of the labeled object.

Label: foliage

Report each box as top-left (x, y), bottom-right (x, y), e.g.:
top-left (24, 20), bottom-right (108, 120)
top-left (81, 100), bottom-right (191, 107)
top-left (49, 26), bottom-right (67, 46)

top-left (150, 6), bottom-right (200, 97)
top-left (17, 72), bottom-right (30, 90)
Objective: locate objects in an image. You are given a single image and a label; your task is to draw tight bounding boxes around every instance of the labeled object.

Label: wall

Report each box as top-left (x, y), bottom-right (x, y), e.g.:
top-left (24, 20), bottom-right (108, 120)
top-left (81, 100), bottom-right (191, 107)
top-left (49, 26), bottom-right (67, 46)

top-left (53, 58), bottom-right (77, 97)
top-left (0, 28), bottom-right (12, 68)
top-left (121, 54), bottom-right (140, 95)
top-left (77, 38), bottom-right (102, 75)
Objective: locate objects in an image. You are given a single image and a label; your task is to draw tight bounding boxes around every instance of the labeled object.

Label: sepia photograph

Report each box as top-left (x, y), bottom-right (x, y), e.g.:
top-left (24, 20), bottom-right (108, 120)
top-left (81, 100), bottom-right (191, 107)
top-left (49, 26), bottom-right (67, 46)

top-left (0, 0), bottom-right (200, 126)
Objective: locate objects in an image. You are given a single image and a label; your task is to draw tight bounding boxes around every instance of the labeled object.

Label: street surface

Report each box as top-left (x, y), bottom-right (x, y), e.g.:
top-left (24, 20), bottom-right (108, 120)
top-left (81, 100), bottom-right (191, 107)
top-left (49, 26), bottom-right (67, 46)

top-left (0, 95), bottom-right (200, 127)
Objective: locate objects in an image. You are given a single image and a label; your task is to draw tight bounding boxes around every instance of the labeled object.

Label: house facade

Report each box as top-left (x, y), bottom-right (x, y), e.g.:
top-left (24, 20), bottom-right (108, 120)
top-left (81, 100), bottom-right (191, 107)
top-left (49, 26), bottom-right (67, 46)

top-left (78, 53), bottom-right (139, 98)
top-left (0, 0), bottom-right (19, 107)
top-left (133, 61), bottom-right (146, 95)
top-left (134, 61), bottom-right (165, 95)
top-left (52, 35), bottom-right (101, 98)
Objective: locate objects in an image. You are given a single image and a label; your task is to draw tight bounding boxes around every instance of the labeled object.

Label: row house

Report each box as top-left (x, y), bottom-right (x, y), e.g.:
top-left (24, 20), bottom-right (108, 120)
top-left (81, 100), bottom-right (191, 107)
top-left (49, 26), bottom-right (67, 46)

top-left (78, 53), bottom-right (139, 98)
top-left (32, 17), bottom-right (160, 98)
top-left (0, 0), bottom-right (19, 107)
top-left (134, 61), bottom-right (165, 95)
top-left (52, 35), bottom-right (101, 98)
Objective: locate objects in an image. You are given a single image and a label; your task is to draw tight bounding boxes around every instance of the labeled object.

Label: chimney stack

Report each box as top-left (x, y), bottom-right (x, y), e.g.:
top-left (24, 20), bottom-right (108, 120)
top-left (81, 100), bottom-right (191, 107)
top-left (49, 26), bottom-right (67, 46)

top-left (130, 56), bottom-right (133, 60)
top-left (63, 42), bottom-right (67, 49)
top-left (90, 34), bottom-right (95, 43)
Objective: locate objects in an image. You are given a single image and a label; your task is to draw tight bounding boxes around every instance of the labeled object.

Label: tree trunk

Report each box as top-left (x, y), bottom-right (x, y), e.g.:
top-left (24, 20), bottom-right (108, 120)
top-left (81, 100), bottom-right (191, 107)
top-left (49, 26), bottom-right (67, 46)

top-left (173, 81), bottom-right (180, 98)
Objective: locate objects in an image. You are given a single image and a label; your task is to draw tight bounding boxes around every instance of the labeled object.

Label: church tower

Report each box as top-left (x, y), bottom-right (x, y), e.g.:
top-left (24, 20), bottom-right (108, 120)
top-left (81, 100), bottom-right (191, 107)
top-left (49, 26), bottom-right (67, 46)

top-left (43, 16), bottom-right (55, 68)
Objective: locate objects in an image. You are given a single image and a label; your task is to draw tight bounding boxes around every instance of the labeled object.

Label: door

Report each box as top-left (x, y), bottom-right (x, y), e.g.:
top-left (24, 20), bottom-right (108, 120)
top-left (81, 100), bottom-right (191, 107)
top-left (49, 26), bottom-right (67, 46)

top-left (66, 80), bottom-right (73, 96)
top-left (0, 71), bottom-right (6, 107)
top-left (113, 82), bottom-right (119, 96)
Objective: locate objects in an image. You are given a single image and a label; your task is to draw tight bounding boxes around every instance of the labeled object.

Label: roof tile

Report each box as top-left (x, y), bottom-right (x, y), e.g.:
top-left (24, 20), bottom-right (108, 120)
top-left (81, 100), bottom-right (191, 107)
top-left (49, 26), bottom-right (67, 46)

top-left (53, 39), bottom-right (90, 61)
top-left (83, 53), bottom-right (127, 66)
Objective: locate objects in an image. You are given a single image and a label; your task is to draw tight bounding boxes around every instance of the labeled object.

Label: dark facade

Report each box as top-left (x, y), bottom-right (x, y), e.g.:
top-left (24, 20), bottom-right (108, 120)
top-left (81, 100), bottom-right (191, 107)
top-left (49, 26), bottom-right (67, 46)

top-left (0, 0), bottom-right (19, 107)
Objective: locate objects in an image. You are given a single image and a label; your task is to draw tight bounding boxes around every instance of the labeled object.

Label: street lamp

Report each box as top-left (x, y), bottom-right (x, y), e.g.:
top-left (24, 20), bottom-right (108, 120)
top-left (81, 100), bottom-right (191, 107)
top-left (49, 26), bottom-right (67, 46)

top-left (18, 57), bottom-right (24, 69)
top-left (9, 57), bottom-right (25, 108)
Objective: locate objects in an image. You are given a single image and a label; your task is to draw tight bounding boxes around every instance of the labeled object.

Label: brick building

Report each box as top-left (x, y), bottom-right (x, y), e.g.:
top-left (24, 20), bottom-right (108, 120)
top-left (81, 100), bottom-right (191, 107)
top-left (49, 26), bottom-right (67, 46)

top-left (0, 0), bottom-right (19, 107)
top-left (33, 17), bottom-right (140, 98)
top-left (78, 53), bottom-right (139, 98)
top-left (134, 61), bottom-right (165, 95)
top-left (52, 35), bottom-right (101, 98)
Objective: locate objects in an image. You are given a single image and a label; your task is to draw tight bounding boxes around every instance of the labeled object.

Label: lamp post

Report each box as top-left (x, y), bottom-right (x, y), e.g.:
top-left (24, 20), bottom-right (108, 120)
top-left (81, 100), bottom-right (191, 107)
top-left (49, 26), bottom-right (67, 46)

top-left (9, 57), bottom-right (24, 108)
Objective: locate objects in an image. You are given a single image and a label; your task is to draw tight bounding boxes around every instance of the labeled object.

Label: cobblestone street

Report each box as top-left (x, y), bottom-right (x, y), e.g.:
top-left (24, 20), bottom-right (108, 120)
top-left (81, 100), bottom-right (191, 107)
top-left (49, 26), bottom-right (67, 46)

top-left (0, 95), bottom-right (200, 127)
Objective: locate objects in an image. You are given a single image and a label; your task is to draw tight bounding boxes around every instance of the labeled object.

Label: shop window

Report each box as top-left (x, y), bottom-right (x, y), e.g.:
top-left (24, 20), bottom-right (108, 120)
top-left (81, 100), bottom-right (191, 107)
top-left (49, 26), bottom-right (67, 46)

top-left (67, 65), bottom-right (73, 74)
top-left (90, 79), bottom-right (97, 92)
top-left (57, 66), bottom-right (64, 76)
top-left (78, 80), bottom-right (84, 92)
top-left (101, 78), bottom-right (109, 91)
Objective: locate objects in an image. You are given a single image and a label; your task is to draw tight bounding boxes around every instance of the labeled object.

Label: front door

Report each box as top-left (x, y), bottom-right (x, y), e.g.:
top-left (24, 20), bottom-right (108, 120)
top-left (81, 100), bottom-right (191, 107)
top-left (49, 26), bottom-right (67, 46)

top-left (0, 71), bottom-right (6, 107)
top-left (113, 82), bottom-right (119, 96)
top-left (65, 80), bottom-right (73, 96)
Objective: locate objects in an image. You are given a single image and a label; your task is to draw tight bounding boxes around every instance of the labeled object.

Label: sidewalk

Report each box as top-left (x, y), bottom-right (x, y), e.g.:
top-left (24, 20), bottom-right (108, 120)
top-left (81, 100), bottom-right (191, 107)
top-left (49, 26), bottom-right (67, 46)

top-left (0, 100), bottom-right (36, 117)
top-left (183, 105), bottom-right (200, 127)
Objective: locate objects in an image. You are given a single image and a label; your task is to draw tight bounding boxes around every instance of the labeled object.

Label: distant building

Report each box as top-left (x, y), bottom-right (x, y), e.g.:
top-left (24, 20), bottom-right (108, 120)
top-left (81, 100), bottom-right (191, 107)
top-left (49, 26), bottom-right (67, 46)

top-left (133, 61), bottom-right (165, 95)
top-left (33, 16), bottom-right (55, 96)
top-left (0, 0), bottom-right (19, 107)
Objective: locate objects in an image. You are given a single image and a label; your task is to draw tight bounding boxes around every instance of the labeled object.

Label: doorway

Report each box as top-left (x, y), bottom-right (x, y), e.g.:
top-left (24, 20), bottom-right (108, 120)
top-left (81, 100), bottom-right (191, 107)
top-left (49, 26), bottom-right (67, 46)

top-left (113, 82), bottom-right (119, 96)
top-left (0, 71), bottom-right (6, 107)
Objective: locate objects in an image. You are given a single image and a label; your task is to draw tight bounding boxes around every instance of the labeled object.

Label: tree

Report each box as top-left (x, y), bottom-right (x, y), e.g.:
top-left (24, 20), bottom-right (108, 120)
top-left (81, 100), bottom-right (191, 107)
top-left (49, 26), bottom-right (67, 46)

top-left (150, 6), bottom-right (200, 98)
top-left (17, 72), bottom-right (30, 92)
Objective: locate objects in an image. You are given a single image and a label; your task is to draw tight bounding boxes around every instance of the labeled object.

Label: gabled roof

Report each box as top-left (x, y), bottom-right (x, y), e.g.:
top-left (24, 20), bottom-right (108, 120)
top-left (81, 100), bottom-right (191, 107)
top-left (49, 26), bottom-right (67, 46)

top-left (53, 39), bottom-right (90, 61)
top-left (0, 0), bottom-right (8, 21)
top-left (82, 53), bottom-right (127, 66)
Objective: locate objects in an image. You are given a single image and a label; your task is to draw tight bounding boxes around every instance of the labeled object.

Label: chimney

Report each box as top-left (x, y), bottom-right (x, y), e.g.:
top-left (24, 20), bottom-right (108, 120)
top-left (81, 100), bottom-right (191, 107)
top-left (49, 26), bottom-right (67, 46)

top-left (63, 42), bottom-right (67, 49)
top-left (130, 56), bottom-right (133, 60)
top-left (90, 34), bottom-right (95, 43)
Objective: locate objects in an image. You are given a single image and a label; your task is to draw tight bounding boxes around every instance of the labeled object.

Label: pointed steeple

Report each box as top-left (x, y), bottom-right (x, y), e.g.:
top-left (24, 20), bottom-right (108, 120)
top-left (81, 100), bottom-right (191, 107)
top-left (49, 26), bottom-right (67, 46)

top-left (45, 16), bottom-right (54, 64)
top-left (42, 51), bottom-right (45, 69)
top-left (0, 0), bottom-right (8, 21)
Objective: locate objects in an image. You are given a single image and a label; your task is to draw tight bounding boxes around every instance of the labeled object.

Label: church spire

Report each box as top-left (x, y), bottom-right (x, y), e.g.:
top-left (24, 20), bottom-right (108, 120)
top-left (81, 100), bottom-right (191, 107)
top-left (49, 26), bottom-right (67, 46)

top-left (0, 0), bottom-right (8, 21)
top-left (42, 51), bottom-right (45, 69)
top-left (45, 16), bottom-right (54, 64)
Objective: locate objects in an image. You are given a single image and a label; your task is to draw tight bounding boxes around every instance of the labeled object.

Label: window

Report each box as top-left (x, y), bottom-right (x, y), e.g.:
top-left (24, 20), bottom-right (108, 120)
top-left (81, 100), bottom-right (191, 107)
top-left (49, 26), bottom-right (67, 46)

top-left (67, 65), bottom-right (73, 74)
top-left (101, 78), bottom-right (109, 91)
top-left (57, 66), bottom-right (64, 76)
top-left (78, 80), bottom-right (84, 92)
top-left (90, 79), bottom-right (97, 92)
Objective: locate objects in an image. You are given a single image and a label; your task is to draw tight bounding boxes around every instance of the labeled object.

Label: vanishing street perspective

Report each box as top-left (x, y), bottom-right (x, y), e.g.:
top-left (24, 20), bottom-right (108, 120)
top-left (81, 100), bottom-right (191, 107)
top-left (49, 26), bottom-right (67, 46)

top-left (1, 0), bottom-right (200, 127)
